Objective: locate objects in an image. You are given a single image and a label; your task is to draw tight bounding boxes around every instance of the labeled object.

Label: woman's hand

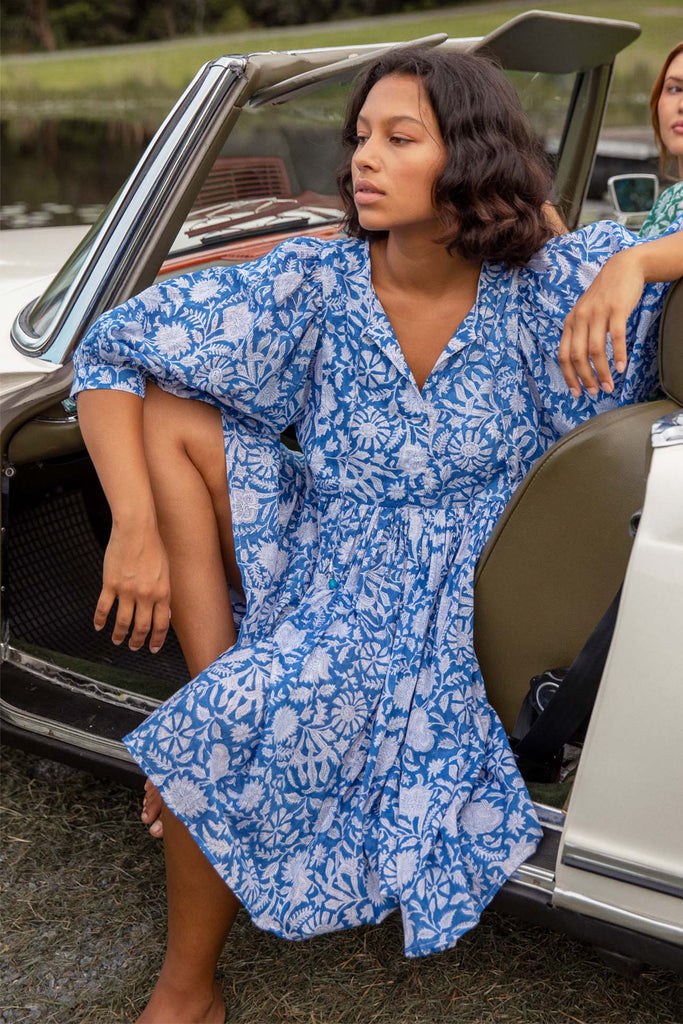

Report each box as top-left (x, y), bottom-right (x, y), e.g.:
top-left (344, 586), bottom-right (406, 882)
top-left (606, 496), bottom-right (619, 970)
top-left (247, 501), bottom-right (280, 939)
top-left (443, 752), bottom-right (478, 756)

top-left (96, 518), bottom-right (171, 653)
top-left (558, 228), bottom-right (683, 397)
top-left (558, 248), bottom-right (644, 398)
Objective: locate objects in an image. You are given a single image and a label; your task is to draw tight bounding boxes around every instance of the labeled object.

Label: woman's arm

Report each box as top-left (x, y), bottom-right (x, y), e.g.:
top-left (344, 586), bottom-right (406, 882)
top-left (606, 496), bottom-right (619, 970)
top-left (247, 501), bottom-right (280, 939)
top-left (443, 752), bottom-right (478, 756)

top-left (78, 389), bottom-right (171, 653)
top-left (558, 229), bottom-right (683, 397)
top-left (72, 240), bottom-right (325, 653)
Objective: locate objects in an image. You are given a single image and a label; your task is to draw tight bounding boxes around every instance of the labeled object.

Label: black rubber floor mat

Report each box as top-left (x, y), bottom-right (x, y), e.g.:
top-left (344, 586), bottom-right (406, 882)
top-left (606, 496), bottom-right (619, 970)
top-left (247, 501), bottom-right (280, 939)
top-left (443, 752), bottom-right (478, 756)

top-left (6, 486), bottom-right (190, 690)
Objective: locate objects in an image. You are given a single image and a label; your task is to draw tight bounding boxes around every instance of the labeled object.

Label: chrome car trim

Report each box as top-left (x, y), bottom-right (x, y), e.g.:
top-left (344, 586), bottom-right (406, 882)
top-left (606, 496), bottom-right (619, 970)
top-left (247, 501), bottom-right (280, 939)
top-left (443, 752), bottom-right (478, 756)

top-left (12, 58), bottom-right (249, 363)
top-left (0, 698), bottom-right (134, 763)
top-left (651, 410), bottom-right (683, 449)
top-left (3, 645), bottom-right (161, 715)
top-left (532, 803), bottom-right (566, 832)
top-left (510, 862), bottom-right (556, 895)
top-left (34, 413), bottom-right (78, 424)
top-left (11, 61), bottom-right (213, 351)
top-left (553, 886), bottom-right (683, 945)
top-left (562, 844), bottom-right (683, 899)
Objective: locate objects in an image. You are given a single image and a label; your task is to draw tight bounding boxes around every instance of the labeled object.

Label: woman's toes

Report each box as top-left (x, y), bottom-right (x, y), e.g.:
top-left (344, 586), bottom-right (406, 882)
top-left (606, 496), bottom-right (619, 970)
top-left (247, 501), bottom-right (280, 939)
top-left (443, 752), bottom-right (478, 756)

top-left (140, 779), bottom-right (164, 837)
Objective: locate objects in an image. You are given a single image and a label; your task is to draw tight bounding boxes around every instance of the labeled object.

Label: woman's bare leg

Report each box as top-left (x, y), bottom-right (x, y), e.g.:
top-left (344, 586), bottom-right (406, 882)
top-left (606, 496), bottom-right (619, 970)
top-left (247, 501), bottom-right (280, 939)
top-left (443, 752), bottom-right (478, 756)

top-left (135, 384), bottom-right (243, 1022)
top-left (140, 384), bottom-right (242, 834)
top-left (143, 383), bottom-right (242, 674)
top-left (138, 807), bottom-right (240, 1023)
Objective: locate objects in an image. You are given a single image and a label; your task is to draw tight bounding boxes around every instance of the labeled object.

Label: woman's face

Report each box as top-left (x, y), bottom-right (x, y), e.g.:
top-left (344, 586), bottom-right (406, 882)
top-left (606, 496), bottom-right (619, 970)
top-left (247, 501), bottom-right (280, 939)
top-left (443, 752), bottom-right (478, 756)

top-left (657, 51), bottom-right (683, 172)
top-left (351, 73), bottom-right (448, 237)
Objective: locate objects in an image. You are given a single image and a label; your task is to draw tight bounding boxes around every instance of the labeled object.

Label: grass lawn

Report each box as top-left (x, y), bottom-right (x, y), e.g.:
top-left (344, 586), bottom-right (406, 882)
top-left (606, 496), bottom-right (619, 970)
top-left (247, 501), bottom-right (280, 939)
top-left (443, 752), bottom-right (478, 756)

top-left (3, 743), bottom-right (683, 1023)
top-left (2, 0), bottom-right (681, 126)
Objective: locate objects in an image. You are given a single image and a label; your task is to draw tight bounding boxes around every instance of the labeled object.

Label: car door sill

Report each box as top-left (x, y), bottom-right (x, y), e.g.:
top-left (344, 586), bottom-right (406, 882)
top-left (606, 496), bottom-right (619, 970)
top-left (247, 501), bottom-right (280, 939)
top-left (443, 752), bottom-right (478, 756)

top-left (1, 696), bottom-right (134, 763)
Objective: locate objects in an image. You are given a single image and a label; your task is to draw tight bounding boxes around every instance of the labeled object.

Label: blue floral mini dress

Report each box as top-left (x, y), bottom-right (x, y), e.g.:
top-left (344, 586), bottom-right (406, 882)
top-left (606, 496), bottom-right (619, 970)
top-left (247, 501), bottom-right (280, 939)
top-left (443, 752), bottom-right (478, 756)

top-left (72, 219), bottom-right (675, 957)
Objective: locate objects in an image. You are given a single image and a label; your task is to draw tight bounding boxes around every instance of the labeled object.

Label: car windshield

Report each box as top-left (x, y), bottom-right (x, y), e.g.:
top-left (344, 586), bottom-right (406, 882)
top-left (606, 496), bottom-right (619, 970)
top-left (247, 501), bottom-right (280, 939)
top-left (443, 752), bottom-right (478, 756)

top-left (27, 63), bottom-right (576, 335)
top-left (167, 84), bottom-right (348, 260)
top-left (166, 68), bottom-right (575, 262)
top-left (28, 199), bottom-right (118, 336)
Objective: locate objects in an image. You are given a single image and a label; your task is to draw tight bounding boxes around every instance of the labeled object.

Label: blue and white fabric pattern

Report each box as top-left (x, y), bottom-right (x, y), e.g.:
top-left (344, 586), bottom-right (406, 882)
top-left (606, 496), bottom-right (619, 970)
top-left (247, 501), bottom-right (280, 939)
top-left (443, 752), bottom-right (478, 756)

top-left (71, 219), bottom-right (677, 957)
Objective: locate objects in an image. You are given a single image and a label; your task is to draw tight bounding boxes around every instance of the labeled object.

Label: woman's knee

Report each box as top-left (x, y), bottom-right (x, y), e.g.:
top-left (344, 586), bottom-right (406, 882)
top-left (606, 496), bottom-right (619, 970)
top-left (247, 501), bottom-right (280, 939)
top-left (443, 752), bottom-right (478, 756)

top-left (143, 384), bottom-right (237, 570)
top-left (143, 384), bottom-right (225, 488)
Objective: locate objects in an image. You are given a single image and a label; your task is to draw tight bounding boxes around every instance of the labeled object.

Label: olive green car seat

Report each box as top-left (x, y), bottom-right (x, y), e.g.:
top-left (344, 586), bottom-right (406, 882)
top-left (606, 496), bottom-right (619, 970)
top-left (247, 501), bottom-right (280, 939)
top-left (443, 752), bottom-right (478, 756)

top-left (474, 277), bottom-right (683, 732)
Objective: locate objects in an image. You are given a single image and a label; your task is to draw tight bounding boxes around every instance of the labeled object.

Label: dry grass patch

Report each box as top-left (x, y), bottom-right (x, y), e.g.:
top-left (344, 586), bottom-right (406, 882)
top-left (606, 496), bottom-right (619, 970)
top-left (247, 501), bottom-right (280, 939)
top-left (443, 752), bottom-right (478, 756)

top-left (2, 744), bottom-right (682, 1023)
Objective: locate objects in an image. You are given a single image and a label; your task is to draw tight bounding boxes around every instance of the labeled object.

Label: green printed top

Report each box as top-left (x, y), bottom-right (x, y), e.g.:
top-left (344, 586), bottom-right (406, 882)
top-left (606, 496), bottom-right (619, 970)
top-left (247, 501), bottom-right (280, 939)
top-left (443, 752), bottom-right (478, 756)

top-left (640, 181), bottom-right (683, 238)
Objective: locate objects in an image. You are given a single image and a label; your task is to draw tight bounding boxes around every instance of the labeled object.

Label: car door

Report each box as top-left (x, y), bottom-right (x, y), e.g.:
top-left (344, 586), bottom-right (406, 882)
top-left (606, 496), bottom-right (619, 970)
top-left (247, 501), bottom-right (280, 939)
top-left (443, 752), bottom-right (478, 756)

top-left (553, 319), bottom-right (683, 957)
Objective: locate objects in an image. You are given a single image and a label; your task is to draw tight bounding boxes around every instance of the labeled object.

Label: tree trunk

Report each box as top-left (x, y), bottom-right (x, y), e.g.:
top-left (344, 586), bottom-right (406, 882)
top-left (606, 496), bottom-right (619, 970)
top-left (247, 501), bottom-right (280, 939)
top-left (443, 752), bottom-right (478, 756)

top-left (195, 0), bottom-right (206, 35)
top-left (160, 1), bottom-right (177, 38)
top-left (29, 0), bottom-right (56, 51)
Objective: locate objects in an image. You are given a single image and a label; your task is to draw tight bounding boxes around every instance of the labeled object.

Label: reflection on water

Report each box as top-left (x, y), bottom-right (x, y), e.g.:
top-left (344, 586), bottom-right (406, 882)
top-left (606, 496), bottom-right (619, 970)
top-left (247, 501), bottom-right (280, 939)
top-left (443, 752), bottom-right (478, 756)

top-left (1, 104), bottom-right (660, 234)
top-left (0, 117), bottom-right (159, 229)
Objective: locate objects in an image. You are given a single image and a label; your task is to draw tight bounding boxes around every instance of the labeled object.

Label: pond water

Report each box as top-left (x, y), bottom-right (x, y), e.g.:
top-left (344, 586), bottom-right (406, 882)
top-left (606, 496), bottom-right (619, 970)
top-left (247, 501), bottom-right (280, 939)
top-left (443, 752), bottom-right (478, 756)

top-left (0, 112), bottom-right (660, 232)
top-left (0, 117), bottom-right (160, 230)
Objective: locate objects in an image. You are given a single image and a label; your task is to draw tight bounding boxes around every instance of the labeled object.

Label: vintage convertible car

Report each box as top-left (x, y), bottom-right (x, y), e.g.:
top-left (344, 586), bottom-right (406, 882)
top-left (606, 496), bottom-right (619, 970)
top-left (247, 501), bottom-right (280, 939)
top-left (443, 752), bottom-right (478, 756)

top-left (1, 10), bottom-right (681, 975)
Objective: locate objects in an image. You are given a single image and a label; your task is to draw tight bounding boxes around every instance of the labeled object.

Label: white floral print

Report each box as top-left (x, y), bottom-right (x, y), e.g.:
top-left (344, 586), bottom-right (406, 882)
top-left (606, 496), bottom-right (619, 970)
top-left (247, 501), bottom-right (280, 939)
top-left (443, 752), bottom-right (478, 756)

top-left (71, 220), bottom-right (680, 957)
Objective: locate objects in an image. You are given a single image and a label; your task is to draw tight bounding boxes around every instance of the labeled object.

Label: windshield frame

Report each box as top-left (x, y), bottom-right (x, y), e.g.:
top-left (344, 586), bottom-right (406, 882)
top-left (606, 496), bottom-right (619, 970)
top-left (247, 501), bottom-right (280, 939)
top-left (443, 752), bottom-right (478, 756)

top-left (10, 13), bottom-right (638, 367)
top-left (11, 57), bottom-right (250, 364)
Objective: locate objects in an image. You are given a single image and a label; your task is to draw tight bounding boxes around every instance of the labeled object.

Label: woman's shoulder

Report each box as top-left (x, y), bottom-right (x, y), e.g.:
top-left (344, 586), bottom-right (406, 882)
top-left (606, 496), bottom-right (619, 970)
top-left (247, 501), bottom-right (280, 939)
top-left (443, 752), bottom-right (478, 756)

top-left (522, 220), bottom-right (636, 276)
top-left (656, 180), bottom-right (683, 201)
top-left (264, 233), bottom-right (365, 260)
top-left (511, 220), bottom-right (636, 319)
top-left (252, 233), bottom-right (367, 281)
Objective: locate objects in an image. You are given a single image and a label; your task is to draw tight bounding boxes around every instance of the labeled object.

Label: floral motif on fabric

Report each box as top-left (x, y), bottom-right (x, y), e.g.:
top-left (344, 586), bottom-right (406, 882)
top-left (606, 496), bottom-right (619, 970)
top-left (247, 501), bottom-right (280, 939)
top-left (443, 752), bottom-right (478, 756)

top-left (71, 219), bottom-right (678, 956)
top-left (639, 181), bottom-right (683, 239)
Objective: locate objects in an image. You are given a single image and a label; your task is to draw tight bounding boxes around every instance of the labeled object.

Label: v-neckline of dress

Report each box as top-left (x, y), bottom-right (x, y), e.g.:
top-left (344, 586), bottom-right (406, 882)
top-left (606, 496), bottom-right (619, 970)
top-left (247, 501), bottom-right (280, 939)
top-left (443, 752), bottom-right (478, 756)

top-left (361, 240), bottom-right (488, 398)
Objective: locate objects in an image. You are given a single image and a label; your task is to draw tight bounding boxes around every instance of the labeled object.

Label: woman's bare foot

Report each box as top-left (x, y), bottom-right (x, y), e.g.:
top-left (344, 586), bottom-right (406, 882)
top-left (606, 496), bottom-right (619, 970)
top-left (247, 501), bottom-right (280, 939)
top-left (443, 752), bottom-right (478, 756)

top-left (137, 978), bottom-right (225, 1023)
top-left (141, 778), bottom-right (164, 838)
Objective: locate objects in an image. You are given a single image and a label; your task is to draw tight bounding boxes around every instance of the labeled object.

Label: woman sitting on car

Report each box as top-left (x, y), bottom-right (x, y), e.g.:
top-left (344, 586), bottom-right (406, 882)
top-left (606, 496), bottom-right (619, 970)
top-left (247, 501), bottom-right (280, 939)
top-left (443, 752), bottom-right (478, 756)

top-left (71, 47), bottom-right (683, 1023)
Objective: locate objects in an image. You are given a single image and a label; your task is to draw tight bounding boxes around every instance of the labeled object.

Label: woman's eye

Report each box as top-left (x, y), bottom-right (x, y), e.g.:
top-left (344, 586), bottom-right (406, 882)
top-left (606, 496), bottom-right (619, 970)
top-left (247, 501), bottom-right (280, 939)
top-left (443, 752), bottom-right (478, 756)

top-left (354, 135), bottom-right (368, 145)
top-left (390, 136), bottom-right (411, 144)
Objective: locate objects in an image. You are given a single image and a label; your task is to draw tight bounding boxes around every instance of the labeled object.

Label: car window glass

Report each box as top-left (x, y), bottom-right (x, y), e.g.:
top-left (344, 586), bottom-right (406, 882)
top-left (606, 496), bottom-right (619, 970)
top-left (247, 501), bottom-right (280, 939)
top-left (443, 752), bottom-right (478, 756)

top-left (26, 65), bottom-right (578, 336)
top-left (165, 69), bottom-right (575, 271)
top-left (507, 69), bottom-right (575, 170)
top-left (28, 195), bottom-right (119, 336)
top-left (166, 81), bottom-right (347, 267)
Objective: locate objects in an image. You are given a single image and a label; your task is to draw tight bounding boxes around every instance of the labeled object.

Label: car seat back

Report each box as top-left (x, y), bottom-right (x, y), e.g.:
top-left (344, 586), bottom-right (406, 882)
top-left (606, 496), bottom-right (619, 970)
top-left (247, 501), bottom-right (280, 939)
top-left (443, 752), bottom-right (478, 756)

top-left (193, 155), bottom-right (292, 208)
top-left (474, 277), bottom-right (683, 733)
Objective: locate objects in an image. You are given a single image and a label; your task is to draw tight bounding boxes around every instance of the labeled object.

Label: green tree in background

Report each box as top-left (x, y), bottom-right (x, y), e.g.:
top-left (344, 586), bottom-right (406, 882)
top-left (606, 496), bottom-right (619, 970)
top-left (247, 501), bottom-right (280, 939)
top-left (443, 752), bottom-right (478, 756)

top-left (1, 0), bottom-right (248, 51)
top-left (0, 0), bottom-right (444, 52)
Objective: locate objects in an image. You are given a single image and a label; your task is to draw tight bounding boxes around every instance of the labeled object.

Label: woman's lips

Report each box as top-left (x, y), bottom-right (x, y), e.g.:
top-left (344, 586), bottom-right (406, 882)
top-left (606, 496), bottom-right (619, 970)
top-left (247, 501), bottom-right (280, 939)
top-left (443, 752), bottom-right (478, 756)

top-left (354, 180), bottom-right (385, 204)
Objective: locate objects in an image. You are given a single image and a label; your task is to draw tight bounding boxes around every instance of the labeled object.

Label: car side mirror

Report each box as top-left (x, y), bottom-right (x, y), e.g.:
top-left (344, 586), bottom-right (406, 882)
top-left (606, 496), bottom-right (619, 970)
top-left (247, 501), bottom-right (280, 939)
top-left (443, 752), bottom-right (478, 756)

top-left (607, 174), bottom-right (659, 228)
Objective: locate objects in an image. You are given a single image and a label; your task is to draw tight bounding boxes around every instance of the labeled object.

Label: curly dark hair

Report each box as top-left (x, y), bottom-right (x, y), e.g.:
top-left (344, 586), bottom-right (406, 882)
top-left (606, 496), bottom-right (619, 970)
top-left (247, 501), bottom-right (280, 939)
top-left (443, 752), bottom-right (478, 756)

top-left (337, 47), bottom-right (555, 266)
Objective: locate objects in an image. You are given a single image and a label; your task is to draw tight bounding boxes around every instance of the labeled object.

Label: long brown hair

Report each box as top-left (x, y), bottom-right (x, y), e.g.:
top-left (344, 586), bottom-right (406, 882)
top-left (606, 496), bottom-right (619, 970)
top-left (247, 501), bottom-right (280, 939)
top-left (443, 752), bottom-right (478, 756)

top-left (337, 47), bottom-right (554, 267)
top-left (650, 42), bottom-right (683, 178)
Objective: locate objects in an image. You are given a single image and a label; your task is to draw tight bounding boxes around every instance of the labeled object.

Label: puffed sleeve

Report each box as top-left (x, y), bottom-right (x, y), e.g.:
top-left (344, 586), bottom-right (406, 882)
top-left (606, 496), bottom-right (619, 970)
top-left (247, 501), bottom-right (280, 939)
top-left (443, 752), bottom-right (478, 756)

top-left (515, 216), bottom-right (682, 441)
top-left (71, 236), bottom-right (324, 431)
